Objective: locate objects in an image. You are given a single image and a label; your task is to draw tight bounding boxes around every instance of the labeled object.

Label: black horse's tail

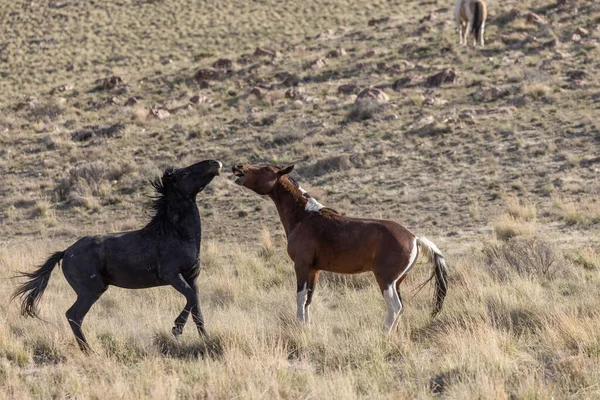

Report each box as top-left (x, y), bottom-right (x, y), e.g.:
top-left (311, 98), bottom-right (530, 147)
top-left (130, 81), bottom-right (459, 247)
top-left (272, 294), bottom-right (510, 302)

top-left (472, 1), bottom-right (483, 39)
top-left (11, 251), bottom-right (64, 318)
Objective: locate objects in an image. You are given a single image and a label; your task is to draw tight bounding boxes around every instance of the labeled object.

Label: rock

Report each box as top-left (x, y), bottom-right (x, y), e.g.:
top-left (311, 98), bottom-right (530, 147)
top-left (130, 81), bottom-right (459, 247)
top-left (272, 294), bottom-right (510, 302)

top-left (425, 69), bottom-right (459, 87)
top-left (50, 84), bottom-right (74, 95)
top-left (212, 58), bottom-right (233, 70)
top-left (326, 48), bottom-right (347, 58)
top-left (124, 97), bottom-right (139, 106)
top-left (147, 108), bottom-right (171, 120)
top-left (423, 97), bottom-right (448, 107)
top-left (575, 27), bottom-right (589, 37)
top-left (250, 87), bottom-right (264, 99)
top-left (368, 17), bottom-right (390, 26)
top-left (190, 95), bottom-right (209, 104)
top-left (526, 12), bottom-right (546, 25)
top-left (169, 104), bottom-right (193, 113)
top-left (161, 58), bottom-right (173, 65)
top-left (393, 77), bottom-right (412, 91)
top-left (254, 47), bottom-right (276, 57)
top-left (356, 88), bottom-right (389, 104)
top-left (194, 68), bottom-right (221, 81)
top-left (472, 86), bottom-right (508, 102)
top-left (567, 70), bottom-right (587, 80)
top-left (511, 95), bottom-right (529, 107)
top-left (15, 97), bottom-right (38, 111)
top-left (569, 80), bottom-right (586, 89)
top-left (571, 33), bottom-right (582, 42)
top-left (285, 87), bottom-right (305, 99)
top-left (280, 74), bottom-right (300, 87)
top-left (338, 84), bottom-right (358, 95)
top-left (310, 58), bottom-right (327, 69)
top-left (95, 76), bottom-right (123, 91)
top-left (71, 122), bottom-right (125, 142)
top-left (364, 49), bottom-right (379, 58)
top-left (382, 114), bottom-right (399, 121)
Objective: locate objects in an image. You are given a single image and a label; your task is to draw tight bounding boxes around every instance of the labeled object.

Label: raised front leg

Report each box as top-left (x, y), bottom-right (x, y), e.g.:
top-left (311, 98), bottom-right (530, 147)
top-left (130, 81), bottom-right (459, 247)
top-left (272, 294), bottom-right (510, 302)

top-left (164, 272), bottom-right (206, 337)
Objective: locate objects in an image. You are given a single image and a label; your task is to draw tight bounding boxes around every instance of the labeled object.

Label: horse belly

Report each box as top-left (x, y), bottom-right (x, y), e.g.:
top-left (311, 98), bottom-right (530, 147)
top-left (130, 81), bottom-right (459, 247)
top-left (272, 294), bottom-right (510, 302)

top-left (316, 245), bottom-right (373, 274)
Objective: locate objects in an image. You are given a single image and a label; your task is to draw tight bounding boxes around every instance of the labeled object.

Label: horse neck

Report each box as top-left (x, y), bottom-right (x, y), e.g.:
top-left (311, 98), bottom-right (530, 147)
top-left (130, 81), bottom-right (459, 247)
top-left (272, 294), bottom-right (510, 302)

top-left (148, 191), bottom-right (201, 242)
top-left (268, 178), bottom-right (308, 237)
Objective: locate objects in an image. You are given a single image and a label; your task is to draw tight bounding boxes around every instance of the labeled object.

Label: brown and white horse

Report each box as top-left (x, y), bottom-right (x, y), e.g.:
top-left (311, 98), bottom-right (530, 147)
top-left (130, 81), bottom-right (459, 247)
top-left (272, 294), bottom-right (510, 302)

top-left (455, 0), bottom-right (487, 46)
top-left (232, 164), bottom-right (448, 333)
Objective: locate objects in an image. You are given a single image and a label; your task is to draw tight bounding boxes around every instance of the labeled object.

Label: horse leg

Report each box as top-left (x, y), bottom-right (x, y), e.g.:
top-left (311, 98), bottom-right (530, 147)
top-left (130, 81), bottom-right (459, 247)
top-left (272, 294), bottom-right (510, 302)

top-left (375, 273), bottom-right (402, 335)
top-left (463, 21), bottom-right (470, 47)
top-left (184, 276), bottom-right (207, 337)
top-left (294, 263), bottom-right (311, 323)
top-left (456, 19), bottom-right (463, 45)
top-left (165, 273), bottom-right (205, 337)
top-left (66, 291), bottom-right (104, 352)
top-left (304, 270), bottom-right (320, 324)
top-left (479, 21), bottom-right (485, 46)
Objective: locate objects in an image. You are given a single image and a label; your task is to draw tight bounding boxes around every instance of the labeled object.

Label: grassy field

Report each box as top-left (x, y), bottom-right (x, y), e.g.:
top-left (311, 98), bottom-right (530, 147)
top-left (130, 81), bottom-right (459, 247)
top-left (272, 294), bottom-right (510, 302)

top-left (1, 0), bottom-right (599, 397)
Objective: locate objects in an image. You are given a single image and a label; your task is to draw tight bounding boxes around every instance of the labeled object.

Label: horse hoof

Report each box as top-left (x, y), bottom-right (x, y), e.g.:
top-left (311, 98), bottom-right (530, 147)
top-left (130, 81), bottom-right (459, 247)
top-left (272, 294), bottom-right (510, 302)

top-left (172, 326), bottom-right (182, 337)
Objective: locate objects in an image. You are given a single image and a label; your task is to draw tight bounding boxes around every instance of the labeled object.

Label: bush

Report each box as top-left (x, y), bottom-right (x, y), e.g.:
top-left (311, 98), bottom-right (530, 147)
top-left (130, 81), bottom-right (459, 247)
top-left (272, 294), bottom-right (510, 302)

top-left (482, 238), bottom-right (568, 281)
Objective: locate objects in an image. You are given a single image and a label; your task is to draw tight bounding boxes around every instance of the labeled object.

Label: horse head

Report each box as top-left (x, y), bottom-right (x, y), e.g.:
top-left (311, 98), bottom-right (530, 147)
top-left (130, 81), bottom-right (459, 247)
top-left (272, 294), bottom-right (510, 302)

top-left (232, 163), bottom-right (294, 195)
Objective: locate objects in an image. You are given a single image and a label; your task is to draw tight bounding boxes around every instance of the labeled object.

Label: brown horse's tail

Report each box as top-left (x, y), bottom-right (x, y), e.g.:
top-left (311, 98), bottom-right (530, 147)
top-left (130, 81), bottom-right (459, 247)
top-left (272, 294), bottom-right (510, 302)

top-left (416, 237), bottom-right (448, 317)
top-left (472, 0), bottom-right (483, 39)
top-left (11, 251), bottom-right (64, 318)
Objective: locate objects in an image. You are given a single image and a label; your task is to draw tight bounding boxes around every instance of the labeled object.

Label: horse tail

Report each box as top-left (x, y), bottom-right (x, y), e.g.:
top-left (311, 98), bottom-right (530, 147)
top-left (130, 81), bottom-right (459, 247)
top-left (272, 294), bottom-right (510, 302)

top-left (416, 237), bottom-right (448, 317)
top-left (11, 251), bottom-right (65, 318)
top-left (472, 0), bottom-right (483, 38)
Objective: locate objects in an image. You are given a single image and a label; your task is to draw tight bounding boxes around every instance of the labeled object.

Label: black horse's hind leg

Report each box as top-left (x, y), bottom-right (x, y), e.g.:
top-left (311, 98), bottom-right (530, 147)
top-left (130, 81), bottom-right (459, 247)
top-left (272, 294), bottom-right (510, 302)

top-left (66, 292), bottom-right (104, 352)
top-left (165, 273), bottom-right (206, 337)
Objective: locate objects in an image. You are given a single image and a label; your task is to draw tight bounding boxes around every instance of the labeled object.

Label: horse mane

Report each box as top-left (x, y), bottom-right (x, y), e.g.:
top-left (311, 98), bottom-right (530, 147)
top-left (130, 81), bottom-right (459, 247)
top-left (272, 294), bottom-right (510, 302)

top-left (144, 167), bottom-right (176, 234)
top-left (285, 175), bottom-right (340, 215)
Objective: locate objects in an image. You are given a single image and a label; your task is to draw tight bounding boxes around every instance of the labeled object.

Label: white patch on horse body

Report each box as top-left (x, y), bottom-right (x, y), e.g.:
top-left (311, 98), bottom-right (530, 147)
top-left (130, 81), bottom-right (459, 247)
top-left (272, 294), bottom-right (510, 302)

top-left (298, 186), bottom-right (325, 212)
top-left (399, 236), bottom-right (419, 280)
top-left (382, 279), bottom-right (403, 334)
top-left (297, 282), bottom-right (309, 322)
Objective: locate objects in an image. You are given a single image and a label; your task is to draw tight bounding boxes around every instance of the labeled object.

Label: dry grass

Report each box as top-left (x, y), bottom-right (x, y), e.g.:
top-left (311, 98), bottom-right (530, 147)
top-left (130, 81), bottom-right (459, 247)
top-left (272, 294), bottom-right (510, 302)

top-left (1, 239), bottom-right (600, 399)
top-left (1, 0), bottom-right (600, 397)
top-left (493, 215), bottom-right (536, 241)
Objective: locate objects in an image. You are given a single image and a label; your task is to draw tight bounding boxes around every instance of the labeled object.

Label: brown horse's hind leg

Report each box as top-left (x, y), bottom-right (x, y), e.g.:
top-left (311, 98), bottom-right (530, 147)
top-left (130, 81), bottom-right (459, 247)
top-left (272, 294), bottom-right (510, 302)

top-left (304, 270), bottom-right (320, 324)
top-left (66, 291), bottom-right (104, 352)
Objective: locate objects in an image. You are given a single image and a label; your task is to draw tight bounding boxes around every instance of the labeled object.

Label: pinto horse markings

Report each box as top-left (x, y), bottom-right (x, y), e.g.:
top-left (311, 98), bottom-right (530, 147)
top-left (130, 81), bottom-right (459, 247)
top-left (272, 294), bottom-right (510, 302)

top-left (455, 0), bottom-right (487, 46)
top-left (232, 163), bottom-right (448, 333)
top-left (12, 160), bottom-right (222, 352)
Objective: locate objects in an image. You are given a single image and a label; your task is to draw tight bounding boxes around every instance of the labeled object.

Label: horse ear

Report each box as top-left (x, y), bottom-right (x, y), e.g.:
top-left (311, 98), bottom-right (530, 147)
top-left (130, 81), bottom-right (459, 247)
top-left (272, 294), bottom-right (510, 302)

top-left (278, 165), bottom-right (294, 176)
top-left (162, 167), bottom-right (177, 183)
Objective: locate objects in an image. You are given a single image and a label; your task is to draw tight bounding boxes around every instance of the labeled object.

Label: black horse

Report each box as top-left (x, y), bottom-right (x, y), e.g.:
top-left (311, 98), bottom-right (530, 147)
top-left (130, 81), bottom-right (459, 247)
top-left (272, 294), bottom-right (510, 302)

top-left (12, 159), bottom-right (222, 351)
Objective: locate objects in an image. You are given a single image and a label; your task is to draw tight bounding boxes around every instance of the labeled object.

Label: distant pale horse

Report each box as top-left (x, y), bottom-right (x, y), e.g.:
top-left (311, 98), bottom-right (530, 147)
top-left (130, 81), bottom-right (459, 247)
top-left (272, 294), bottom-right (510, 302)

top-left (455, 0), bottom-right (488, 46)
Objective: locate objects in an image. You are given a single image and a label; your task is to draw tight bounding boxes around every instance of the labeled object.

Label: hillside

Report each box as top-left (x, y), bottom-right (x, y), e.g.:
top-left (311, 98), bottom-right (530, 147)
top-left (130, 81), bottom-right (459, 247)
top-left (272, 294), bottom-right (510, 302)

top-left (0, 0), bottom-right (599, 398)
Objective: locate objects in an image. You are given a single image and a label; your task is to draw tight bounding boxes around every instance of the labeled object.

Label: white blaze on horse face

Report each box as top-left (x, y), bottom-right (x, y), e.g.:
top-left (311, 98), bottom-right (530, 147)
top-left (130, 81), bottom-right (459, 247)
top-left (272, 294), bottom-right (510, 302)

top-left (298, 186), bottom-right (325, 212)
top-left (297, 282), bottom-right (309, 322)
